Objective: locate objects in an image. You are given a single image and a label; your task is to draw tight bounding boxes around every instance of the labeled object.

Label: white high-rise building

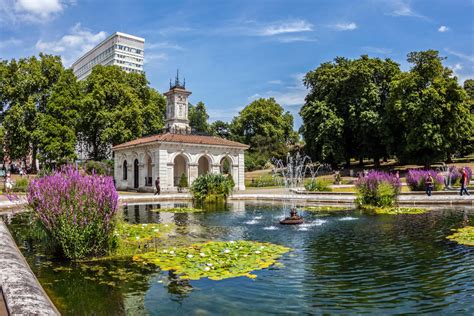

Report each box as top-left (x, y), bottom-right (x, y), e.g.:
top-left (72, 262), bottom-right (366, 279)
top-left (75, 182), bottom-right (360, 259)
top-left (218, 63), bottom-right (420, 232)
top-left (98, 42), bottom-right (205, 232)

top-left (71, 32), bottom-right (145, 81)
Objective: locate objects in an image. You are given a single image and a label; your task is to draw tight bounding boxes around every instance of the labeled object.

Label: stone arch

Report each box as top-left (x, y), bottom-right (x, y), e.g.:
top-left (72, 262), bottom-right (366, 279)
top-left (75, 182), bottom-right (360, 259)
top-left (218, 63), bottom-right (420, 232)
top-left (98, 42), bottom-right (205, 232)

top-left (173, 154), bottom-right (189, 187)
top-left (122, 160), bottom-right (128, 180)
top-left (220, 155), bottom-right (233, 175)
top-left (197, 155), bottom-right (211, 176)
top-left (133, 158), bottom-right (139, 189)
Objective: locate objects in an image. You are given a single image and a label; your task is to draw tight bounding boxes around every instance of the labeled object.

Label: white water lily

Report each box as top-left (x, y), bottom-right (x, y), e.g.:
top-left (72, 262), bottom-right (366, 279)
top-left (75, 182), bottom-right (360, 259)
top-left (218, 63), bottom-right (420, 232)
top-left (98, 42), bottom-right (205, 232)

top-left (200, 252), bottom-right (206, 257)
top-left (255, 250), bottom-right (261, 254)
top-left (169, 251), bottom-right (175, 255)
top-left (187, 254), bottom-right (194, 258)
top-left (229, 240), bottom-right (235, 244)
top-left (154, 229), bottom-right (159, 232)
top-left (163, 249), bottom-right (168, 253)
top-left (260, 246), bottom-right (265, 249)
top-left (206, 263), bottom-right (213, 266)
top-left (204, 267), bottom-right (210, 271)
top-left (224, 249), bottom-right (230, 253)
top-left (136, 236), bottom-right (140, 240)
top-left (243, 254), bottom-right (248, 257)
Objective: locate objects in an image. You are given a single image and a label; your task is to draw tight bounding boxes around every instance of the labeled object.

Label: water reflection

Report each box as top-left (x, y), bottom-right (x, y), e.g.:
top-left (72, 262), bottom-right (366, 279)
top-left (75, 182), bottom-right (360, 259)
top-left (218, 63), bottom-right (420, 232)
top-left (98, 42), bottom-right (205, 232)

top-left (3, 203), bottom-right (474, 315)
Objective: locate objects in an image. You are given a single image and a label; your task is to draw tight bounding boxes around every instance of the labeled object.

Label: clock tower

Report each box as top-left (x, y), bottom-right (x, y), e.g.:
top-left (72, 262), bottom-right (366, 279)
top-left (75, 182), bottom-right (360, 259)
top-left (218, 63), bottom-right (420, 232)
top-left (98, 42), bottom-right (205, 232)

top-left (164, 70), bottom-right (192, 134)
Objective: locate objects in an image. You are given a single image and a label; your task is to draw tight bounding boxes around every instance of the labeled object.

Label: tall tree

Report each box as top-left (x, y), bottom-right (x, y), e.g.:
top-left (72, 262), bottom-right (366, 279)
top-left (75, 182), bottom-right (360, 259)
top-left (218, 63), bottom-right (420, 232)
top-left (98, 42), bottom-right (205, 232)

top-left (79, 65), bottom-right (166, 160)
top-left (189, 101), bottom-right (209, 133)
top-left (210, 120), bottom-right (232, 139)
top-left (231, 97), bottom-right (297, 159)
top-left (301, 55), bottom-right (400, 166)
top-left (386, 50), bottom-right (473, 166)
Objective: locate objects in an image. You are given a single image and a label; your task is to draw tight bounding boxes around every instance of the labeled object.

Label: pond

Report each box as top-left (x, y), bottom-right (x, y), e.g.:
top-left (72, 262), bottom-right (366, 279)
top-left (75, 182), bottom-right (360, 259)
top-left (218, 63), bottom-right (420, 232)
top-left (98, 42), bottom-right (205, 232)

top-left (4, 202), bottom-right (474, 315)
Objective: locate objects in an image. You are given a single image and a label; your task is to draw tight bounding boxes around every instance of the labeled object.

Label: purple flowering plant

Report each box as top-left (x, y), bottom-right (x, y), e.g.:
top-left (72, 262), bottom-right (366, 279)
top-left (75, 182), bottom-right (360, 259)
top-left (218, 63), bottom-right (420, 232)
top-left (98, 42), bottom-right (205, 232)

top-left (448, 166), bottom-right (472, 185)
top-left (27, 165), bottom-right (119, 259)
top-left (406, 169), bottom-right (444, 191)
top-left (355, 170), bottom-right (401, 207)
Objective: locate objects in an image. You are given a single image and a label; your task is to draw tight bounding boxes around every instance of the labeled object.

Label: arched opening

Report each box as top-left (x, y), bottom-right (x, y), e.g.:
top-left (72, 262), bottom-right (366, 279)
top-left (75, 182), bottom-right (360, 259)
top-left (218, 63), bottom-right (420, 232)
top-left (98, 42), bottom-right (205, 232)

top-left (173, 154), bottom-right (188, 187)
top-left (220, 156), bottom-right (232, 175)
top-left (197, 156), bottom-right (210, 176)
top-left (133, 159), bottom-right (139, 188)
top-left (145, 156), bottom-right (152, 186)
top-left (123, 160), bottom-right (128, 180)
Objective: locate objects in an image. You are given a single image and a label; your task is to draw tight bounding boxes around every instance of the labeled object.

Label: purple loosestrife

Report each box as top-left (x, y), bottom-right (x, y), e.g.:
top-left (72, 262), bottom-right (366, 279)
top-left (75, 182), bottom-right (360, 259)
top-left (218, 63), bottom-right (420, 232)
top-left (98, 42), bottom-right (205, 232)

top-left (27, 165), bottom-right (119, 259)
top-left (406, 169), bottom-right (444, 191)
top-left (355, 170), bottom-right (401, 207)
top-left (449, 166), bottom-right (472, 185)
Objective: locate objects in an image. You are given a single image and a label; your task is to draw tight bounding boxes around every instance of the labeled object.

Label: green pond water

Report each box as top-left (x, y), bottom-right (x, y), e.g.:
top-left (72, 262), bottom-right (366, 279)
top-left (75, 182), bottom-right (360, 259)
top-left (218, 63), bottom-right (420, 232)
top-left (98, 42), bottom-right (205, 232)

top-left (4, 202), bottom-right (474, 315)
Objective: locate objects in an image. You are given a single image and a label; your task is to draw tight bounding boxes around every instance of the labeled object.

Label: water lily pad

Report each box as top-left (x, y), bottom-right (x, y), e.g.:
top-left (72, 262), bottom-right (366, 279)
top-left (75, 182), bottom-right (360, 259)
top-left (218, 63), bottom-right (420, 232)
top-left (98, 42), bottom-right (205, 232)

top-left (133, 240), bottom-right (290, 281)
top-left (372, 207), bottom-right (429, 215)
top-left (304, 206), bottom-right (350, 212)
top-left (150, 207), bottom-right (203, 213)
top-left (447, 226), bottom-right (474, 246)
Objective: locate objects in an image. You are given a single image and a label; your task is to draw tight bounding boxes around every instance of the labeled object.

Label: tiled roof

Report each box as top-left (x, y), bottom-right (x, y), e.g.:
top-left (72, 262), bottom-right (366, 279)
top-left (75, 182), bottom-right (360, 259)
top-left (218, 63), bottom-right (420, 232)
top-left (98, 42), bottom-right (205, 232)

top-left (112, 133), bottom-right (249, 150)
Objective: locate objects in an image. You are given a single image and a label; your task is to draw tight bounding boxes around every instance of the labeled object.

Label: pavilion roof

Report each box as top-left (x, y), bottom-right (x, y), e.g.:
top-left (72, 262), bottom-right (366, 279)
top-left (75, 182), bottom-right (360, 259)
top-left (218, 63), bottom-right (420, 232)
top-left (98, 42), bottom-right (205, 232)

top-left (112, 133), bottom-right (249, 150)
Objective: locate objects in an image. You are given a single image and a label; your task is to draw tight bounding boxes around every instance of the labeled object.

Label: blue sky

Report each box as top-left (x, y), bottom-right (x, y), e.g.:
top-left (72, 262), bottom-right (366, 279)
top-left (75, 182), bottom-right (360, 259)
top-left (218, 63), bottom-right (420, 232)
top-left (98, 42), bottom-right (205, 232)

top-left (1, 0), bottom-right (473, 128)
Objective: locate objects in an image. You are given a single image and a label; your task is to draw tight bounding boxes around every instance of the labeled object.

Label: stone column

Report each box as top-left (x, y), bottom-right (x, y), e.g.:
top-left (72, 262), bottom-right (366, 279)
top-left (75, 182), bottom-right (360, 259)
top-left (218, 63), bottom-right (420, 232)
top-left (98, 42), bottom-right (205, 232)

top-left (238, 152), bottom-right (245, 190)
top-left (211, 164), bottom-right (221, 174)
top-left (189, 163), bottom-right (198, 185)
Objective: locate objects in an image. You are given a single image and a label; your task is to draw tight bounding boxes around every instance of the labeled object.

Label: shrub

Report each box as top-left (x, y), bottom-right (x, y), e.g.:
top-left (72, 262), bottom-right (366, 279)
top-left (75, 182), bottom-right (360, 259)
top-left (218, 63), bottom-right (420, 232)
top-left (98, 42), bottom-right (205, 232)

top-left (190, 173), bottom-right (234, 202)
top-left (449, 166), bottom-right (472, 185)
top-left (27, 166), bottom-right (119, 259)
top-left (178, 173), bottom-right (188, 188)
top-left (406, 169), bottom-right (444, 191)
top-left (12, 178), bottom-right (29, 192)
top-left (85, 160), bottom-right (113, 176)
top-left (248, 175), bottom-right (282, 187)
top-left (355, 170), bottom-right (401, 207)
top-left (304, 178), bottom-right (332, 192)
top-left (244, 153), bottom-right (268, 171)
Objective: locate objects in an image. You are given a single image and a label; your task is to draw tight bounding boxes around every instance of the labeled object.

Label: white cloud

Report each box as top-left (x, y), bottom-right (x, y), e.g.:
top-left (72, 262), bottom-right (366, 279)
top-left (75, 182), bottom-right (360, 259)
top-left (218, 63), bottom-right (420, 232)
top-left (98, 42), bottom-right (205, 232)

top-left (330, 22), bottom-right (357, 31)
top-left (276, 35), bottom-right (317, 43)
top-left (0, 38), bottom-right (23, 49)
top-left (0, 0), bottom-right (73, 24)
top-left (438, 25), bottom-right (449, 32)
top-left (256, 20), bottom-right (313, 36)
top-left (452, 63), bottom-right (462, 71)
top-left (146, 41), bottom-right (184, 51)
top-left (249, 73), bottom-right (308, 107)
top-left (388, 0), bottom-right (426, 18)
top-left (143, 53), bottom-right (168, 64)
top-left (445, 48), bottom-right (474, 62)
top-left (362, 46), bottom-right (392, 54)
top-left (35, 24), bottom-right (107, 66)
top-left (268, 80), bottom-right (283, 85)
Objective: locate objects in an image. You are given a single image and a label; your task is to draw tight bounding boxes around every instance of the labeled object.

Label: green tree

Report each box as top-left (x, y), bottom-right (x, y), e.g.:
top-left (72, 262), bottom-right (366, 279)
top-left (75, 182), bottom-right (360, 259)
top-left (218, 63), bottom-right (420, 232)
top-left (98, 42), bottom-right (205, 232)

top-left (386, 50), bottom-right (473, 166)
top-left (35, 70), bottom-right (81, 165)
top-left (231, 97), bottom-right (297, 160)
top-left (189, 101), bottom-right (209, 133)
top-left (79, 65), bottom-right (166, 160)
top-left (209, 120), bottom-right (232, 139)
top-left (301, 55), bottom-right (401, 166)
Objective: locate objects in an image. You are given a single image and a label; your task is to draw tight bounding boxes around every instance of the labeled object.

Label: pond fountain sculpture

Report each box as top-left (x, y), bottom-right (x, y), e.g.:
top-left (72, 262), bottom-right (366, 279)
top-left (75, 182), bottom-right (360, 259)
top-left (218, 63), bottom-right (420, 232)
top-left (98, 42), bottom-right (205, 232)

top-left (272, 153), bottom-right (331, 225)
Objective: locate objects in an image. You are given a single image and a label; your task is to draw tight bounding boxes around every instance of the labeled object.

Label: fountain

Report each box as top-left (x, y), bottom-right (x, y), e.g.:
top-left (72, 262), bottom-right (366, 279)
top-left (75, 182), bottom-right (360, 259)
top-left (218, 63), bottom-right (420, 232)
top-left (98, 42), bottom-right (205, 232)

top-left (272, 153), bottom-right (331, 225)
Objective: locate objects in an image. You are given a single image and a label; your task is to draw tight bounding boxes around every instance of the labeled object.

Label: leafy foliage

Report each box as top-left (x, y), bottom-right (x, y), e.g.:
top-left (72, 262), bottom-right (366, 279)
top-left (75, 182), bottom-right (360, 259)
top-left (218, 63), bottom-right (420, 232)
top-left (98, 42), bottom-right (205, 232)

top-left (12, 177), bottom-right (29, 192)
top-left (178, 173), bottom-right (188, 188)
top-left (247, 175), bottom-right (282, 187)
top-left (232, 98), bottom-right (297, 161)
top-left (304, 206), bottom-right (349, 212)
top-left (150, 207), bottom-right (203, 213)
top-left (446, 226), bottom-right (474, 246)
top-left (27, 166), bottom-right (119, 259)
top-left (189, 101), bottom-right (209, 133)
top-left (209, 120), bottom-right (232, 139)
top-left (355, 171), bottom-right (401, 207)
top-left (304, 178), bottom-right (332, 192)
top-left (190, 173), bottom-right (234, 202)
top-left (84, 160), bottom-right (114, 176)
top-left (133, 240), bottom-right (290, 280)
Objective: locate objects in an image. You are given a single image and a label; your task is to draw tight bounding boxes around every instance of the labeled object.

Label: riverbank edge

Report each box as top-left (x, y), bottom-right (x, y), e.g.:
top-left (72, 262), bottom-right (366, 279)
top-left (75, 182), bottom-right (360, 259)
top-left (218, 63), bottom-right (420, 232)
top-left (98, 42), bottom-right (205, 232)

top-left (0, 220), bottom-right (59, 315)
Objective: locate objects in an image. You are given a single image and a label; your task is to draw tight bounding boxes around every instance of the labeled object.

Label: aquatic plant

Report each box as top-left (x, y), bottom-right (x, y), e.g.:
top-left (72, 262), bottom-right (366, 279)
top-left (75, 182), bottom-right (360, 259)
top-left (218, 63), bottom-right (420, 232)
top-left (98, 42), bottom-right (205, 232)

top-left (406, 169), bottom-right (444, 191)
top-left (367, 207), bottom-right (429, 215)
top-left (446, 226), bottom-right (474, 246)
top-left (355, 171), bottom-right (401, 207)
top-left (304, 206), bottom-right (348, 212)
top-left (27, 165), bottom-right (119, 259)
top-left (190, 173), bottom-right (234, 203)
top-left (133, 240), bottom-right (290, 280)
top-left (150, 207), bottom-right (203, 213)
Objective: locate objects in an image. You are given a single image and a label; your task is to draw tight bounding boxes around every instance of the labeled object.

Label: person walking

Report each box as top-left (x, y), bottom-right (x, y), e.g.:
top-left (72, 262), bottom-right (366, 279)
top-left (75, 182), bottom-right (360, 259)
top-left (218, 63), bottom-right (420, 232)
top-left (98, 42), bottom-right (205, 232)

top-left (154, 177), bottom-right (161, 195)
top-left (425, 174), bottom-right (434, 197)
top-left (460, 168), bottom-right (470, 196)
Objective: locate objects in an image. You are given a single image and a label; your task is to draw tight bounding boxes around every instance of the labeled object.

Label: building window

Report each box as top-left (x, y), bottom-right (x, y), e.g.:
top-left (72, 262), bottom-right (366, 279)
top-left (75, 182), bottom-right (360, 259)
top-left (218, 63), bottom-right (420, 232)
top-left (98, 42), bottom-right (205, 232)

top-left (123, 160), bottom-right (128, 180)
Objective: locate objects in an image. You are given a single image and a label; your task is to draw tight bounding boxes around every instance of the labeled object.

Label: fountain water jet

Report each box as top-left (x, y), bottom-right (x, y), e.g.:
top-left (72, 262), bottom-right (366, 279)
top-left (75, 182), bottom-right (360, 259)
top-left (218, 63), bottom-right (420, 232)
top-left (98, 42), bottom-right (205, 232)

top-left (272, 153), bottom-right (331, 225)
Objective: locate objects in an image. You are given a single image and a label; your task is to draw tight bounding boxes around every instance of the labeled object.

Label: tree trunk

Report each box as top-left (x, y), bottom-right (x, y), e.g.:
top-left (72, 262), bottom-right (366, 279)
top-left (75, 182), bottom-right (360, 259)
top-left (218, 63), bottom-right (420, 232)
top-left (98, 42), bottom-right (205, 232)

top-left (359, 157), bottom-right (364, 166)
top-left (31, 144), bottom-right (37, 173)
top-left (345, 158), bottom-right (351, 168)
top-left (374, 156), bottom-right (380, 168)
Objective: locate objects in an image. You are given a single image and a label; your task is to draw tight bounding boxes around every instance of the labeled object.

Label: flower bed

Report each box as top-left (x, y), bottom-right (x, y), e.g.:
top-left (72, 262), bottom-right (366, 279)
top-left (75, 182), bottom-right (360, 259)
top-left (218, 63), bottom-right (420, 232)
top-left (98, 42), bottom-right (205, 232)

top-left (406, 169), bottom-right (444, 191)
